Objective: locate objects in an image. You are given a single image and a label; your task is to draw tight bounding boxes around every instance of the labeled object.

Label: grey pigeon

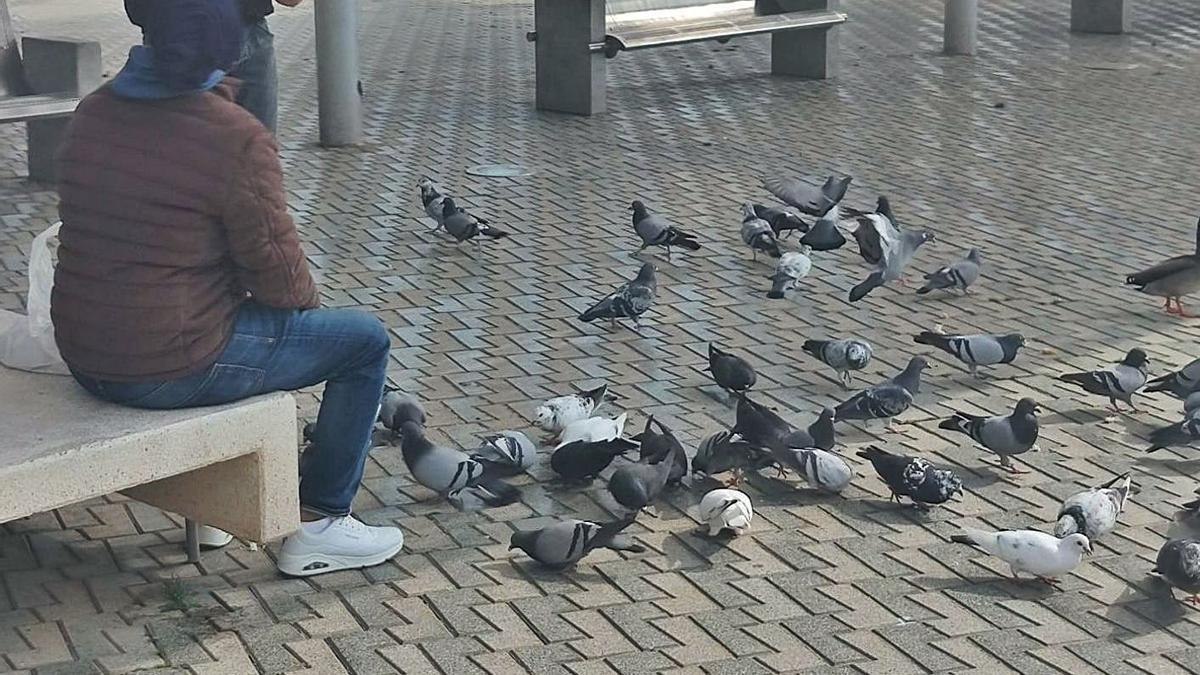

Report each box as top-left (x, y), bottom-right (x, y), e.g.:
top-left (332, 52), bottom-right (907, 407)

top-left (1059, 348), bottom-right (1150, 412)
top-left (800, 203), bottom-right (847, 251)
top-left (939, 398), bottom-right (1040, 474)
top-left (834, 357), bottom-right (927, 429)
top-left (856, 445), bottom-right (963, 509)
top-left (732, 394), bottom-right (794, 452)
top-left (762, 174), bottom-right (852, 217)
top-left (441, 198), bottom-right (509, 254)
top-left (766, 249), bottom-right (812, 299)
top-left (706, 344), bottom-right (757, 400)
top-left (1154, 538), bottom-right (1200, 604)
top-left (752, 203), bottom-right (809, 239)
top-left (802, 337), bottom-right (873, 388)
top-left (470, 431), bottom-right (537, 472)
top-left (1175, 486), bottom-right (1200, 525)
top-left (607, 437), bottom-right (679, 513)
top-left (846, 196), bottom-right (897, 266)
top-left (1146, 401), bottom-right (1200, 453)
top-left (918, 248), bottom-right (982, 295)
top-left (778, 407), bottom-right (836, 452)
top-left (1126, 217), bottom-right (1200, 316)
top-left (417, 177), bottom-right (446, 232)
top-left (692, 430), bottom-right (773, 484)
top-left (1146, 358), bottom-right (1200, 399)
top-left (550, 437), bottom-right (638, 481)
top-left (914, 331), bottom-right (1025, 378)
top-left (398, 422), bottom-right (520, 507)
top-left (774, 447), bottom-right (853, 494)
top-left (632, 416), bottom-right (688, 486)
top-left (379, 388), bottom-right (426, 436)
top-left (740, 203), bottom-right (782, 261)
top-left (630, 201), bottom-right (701, 260)
top-left (1054, 473), bottom-right (1132, 541)
top-left (510, 518), bottom-right (644, 570)
top-left (578, 263), bottom-right (657, 331)
top-left (849, 229), bottom-right (934, 302)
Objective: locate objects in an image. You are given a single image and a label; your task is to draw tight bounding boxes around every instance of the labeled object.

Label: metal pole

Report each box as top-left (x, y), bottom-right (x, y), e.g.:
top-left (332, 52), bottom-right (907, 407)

top-left (314, 0), bottom-right (362, 147)
top-left (943, 0), bottom-right (978, 56)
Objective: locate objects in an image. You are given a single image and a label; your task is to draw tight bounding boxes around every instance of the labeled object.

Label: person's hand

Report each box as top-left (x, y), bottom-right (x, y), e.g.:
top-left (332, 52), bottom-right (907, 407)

top-left (276, 0), bottom-right (303, 6)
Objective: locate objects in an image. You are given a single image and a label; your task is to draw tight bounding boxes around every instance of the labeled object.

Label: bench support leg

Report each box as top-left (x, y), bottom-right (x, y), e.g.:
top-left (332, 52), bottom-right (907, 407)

top-left (26, 117), bottom-right (70, 183)
top-left (1070, 0), bottom-right (1130, 34)
top-left (533, 0), bottom-right (606, 115)
top-left (943, 0), bottom-right (978, 55)
top-left (184, 519), bottom-right (201, 563)
top-left (771, 26), bottom-right (838, 79)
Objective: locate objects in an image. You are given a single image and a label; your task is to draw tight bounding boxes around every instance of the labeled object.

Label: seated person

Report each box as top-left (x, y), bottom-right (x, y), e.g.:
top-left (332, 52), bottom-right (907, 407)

top-left (49, 0), bottom-right (403, 577)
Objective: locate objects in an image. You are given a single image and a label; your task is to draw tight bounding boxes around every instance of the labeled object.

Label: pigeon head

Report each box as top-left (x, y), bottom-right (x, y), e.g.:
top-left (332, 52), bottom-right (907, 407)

top-left (876, 195), bottom-right (892, 218)
top-left (629, 200), bottom-right (648, 219)
top-left (634, 262), bottom-right (657, 284)
top-left (417, 176), bottom-right (434, 189)
top-left (845, 341), bottom-right (872, 369)
top-left (1123, 348), bottom-right (1149, 368)
top-left (908, 356), bottom-right (929, 372)
top-left (508, 529), bottom-right (536, 553)
top-left (966, 247), bottom-right (981, 263)
top-left (918, 231), bottom-right (935, 244)
top-left (766, 272), bottom-right (792, 299)
top-left (1014, 397), bottom-right (1039, 415)
top-left (398, 420), bottom-right (427, 450)
top-left (1061, 533), bottom-right (1092, 556)
top-left (534, 404), bottom-right (555, 430)
top-left (741, 202), bottom-right (757, 219)
top-left (441, 197), bottom-right (459, 218)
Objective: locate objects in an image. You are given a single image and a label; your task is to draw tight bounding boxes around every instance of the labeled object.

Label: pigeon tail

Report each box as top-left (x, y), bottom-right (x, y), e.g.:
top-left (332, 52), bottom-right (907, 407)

top-left (578, 299), bottom-right (614, 323)
top-left (937, 415), bottom-right (969, 433)
top-left (592, 517), bottom-right (643, 553)
top-left (801, 339), bottom-right (826, 358)
top-left (913, 331), bottom-right (950, 349)
top-left (849, 272), bottom-right (884, 302)
top-left (949, 533), bottom-right (979, 547)
top-left (479, 224), bottom-right (509, 239)
top-left (472, 478), bottom-right (521, 506)
top-left (671, 235), bottom-right (702, 251)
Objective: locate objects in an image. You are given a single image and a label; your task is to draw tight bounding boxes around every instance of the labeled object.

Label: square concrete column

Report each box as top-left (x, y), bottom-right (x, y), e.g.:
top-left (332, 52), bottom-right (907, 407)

top-left (1070, 0), bottom-right (1130, 34)
top-left (533, 0), bottom-right (606, 115)
top-left (943, 0), bottom-right (978, 55)
top-left (767, 0), bottom-right (840, 79)
top-left (21, 37), bottom-right (101, 183)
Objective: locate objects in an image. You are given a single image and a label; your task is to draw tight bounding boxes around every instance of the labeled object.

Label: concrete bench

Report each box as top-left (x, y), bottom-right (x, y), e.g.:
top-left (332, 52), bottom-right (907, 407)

top-left (944, 0), bottom-right (1131, 56)
top-left (0, 367), bottom-right (300, 562)
top-left (528, 0), bottom-right (846, 115)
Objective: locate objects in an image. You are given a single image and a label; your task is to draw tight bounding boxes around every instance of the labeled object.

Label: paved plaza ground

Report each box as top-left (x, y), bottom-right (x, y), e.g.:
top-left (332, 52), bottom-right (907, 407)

top-left (5, 0), bottom-right (1200, 672)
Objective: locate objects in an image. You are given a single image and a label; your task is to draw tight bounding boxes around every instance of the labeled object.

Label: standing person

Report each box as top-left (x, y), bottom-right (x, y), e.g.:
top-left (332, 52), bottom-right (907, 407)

top-left (53, 0), bottom-right (403, 577)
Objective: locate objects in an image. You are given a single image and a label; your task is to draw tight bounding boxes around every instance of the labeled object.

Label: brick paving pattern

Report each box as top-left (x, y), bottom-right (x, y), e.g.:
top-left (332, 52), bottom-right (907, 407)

top-left (4, 0), bottom-right (1200, 672)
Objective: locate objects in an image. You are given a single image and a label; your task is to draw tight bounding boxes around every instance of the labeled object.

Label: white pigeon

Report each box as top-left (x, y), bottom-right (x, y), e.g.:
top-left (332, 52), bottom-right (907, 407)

top-left (534, 384), bottom-right (613, 434)
top-left (1053, 473), bottom-right (1132, 541)
top-left (766, 248), bottom-right (813, 299)
top-left (559, 412), bottom-right (628, 446)
top-left (951, 529), bottom-right (1092, 586)
top-left (698, 489), bottom-right (753, 536)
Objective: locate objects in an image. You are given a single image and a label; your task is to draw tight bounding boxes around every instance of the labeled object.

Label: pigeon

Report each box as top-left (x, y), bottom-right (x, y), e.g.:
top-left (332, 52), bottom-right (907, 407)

top-left (762, 173), bottom-right (852, 217)
top-left (914, 331), bottom-right (1025, 378)
top-left (1054, 473), bottom-right (1132, 541)
top-left (1146, 358), bottom-right (1200, 399)
top-left (849, 229), bottom-right (935, 302)
top-left (509, 517), bottom-right (644, 569)
top-left (778, 407), bottom-right (836, 452)
top-left (417, 177), bottom-right (446, 232)
top-left (550, 438), bottom-right (638, 481)
top-left (766, 248), bottom-right (812, 299)
top-left (698, 489), bottom-right (754, 536)
top-left (441, 198), bottom-right (509, 252)
top-left (692, 430), bottom-right (773, 484)
top-left (833, 357), bottom-right (927, 429)
top-left (752, 203), bottom-right (809, 239)
top-left (706, 344), bottom-right (757, 400)
top-left (632, 416), bottom-right (688, 486)
top-left (379, 388), bottom-right (426, 436)
top-left (630, 201), bottom-right (701, 260)
top-left (1154, 539), bottom-right (1200, 604)
top-left (578, 262), bottom-right (657, 332)
top-left (739, 203), bottom-right (782, 261)
top-left (559, 412), bottom-right (629, 445)
top-left (608, 436), bottom-right (680, 512)
top-left (846, 196), bottom-right (898, 266)
top-left (398, 421), bottom-right (520, 506)
top-left (951, 529), bottom-right (1091, 587)
top-left (1059, 348), bottom-right (1150, 412)
top-left (802, 337), bottom-right (873, 388)
top-left (856, 445), bottom-right (962, 509)
top-left (1177, 487), bottom-right (1200, 525)
top-left (449, 483), bottom-right (522, 512)
top-left (470, 431), bottom-right (537, 472)
top-left (773, 446), bottom-right (853, 494)
top-left (534, 384), bottom-right (617, 434)
top-left (939, 398), bottom-right (1040, 474)
top-left (732, 394), bottom-right (794, 451)
top-left (918, 248), bottom-right (982, 295)
top-left (800, 203), bottom-right (847, 251)
top-left (1145, 403), bottom-right (1200, 453)
top-left (1126, 217), bottom-right (1200, 316)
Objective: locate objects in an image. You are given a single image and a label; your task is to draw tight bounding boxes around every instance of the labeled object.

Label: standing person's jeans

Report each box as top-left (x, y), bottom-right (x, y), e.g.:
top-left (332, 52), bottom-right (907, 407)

top-left (230, 18), bottom-right (278, 133)
top-left (70, 303), bottom-right (390, 517)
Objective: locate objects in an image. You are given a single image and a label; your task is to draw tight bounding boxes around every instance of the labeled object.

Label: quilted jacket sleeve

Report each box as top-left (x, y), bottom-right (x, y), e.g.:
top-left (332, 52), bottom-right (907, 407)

top-left (222, 127), bottom-right (319, 309)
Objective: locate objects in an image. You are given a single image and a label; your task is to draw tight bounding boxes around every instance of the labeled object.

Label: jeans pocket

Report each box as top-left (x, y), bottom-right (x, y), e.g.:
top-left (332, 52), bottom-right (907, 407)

top-left (183, 363), bottom-right (268, 407)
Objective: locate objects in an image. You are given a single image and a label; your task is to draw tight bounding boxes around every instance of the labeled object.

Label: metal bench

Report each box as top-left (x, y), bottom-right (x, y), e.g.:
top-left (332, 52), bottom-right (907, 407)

top-left (529, 0), bottom-right (846, 116)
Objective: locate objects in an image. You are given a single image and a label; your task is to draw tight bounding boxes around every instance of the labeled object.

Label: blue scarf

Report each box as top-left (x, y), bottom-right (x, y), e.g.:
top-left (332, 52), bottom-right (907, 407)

top-left (110, 45), bottom-right (226, 100)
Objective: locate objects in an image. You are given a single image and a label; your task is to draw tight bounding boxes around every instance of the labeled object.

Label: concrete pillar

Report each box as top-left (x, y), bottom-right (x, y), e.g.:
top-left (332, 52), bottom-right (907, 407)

top-left (314, 0), bottom-right (363, 146)
top-left (533, 0), bottom-right (606, 115)
top-left (1070, 0), bottom-right (1130, 34)
top-left (769, 0), bottom-right (840, 79)
top-left (943, 0), bottom-right (978, 56)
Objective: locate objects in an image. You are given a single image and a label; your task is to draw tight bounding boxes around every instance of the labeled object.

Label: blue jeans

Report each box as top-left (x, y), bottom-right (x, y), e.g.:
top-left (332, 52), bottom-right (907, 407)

top-left (71, 303), bottom-right (390, 518)
top-left (230, 18), bottom-right (278, 133)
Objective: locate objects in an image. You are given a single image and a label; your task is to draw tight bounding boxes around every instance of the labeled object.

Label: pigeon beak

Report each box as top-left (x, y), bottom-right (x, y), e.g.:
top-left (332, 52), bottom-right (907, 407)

top-left (1085, 543), bottom-right (1094, 556)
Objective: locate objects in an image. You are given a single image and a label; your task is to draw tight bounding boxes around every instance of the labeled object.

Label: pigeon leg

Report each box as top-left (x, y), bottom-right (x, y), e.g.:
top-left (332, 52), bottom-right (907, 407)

top-left (666, 245), bottom-right (672, 261)
top-left (752, 249), bottom-right (758, 262)
top-left (642, 505), bottom-right (661, 518)
top-left (475, 237), bottom-right (483, 256)
top-left (1107, 398), bottom-right (1123, 413)
top-left (969, 364), bottom-right (979, 379)
top-left (840, 371), bottom-right (852, 389)
top-left (1163, 297), bottom-right (1174, 312)
top-left (1176, 298), bottom-right (1195, 318)
top-left (1036, 576), bottom-right (1064, 591)
top-left (1186, 594), bottom-right (1200, 606)
top-left (884, 418), bottom-right (901, 433)
top-left (999, 458), bottom-right (1030, 475)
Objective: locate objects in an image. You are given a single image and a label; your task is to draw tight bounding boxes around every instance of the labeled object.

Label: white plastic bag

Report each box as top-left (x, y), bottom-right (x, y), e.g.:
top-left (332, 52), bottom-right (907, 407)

top-left (0, 222), bottom-right (70, 375)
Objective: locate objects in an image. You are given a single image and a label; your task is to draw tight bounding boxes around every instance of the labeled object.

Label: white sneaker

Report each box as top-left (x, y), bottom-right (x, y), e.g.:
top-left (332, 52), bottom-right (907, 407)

top-left (198, 526), bottom-right (234, 549)
top-left (276, 515), bottom-right (404, 577)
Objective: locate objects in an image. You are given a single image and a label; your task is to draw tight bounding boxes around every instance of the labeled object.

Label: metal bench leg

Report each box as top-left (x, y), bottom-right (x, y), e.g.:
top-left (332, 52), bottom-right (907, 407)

top-left (770, 0), bottom-right (840, 79)
top-left (184, 519), bottom-right (201, 563)
top-left (533, 0), bottom-right (606, 115)
top-left (25, 117), bottom-right (70, 183)
top-left (1070, 0), bottom-right (1130, 34)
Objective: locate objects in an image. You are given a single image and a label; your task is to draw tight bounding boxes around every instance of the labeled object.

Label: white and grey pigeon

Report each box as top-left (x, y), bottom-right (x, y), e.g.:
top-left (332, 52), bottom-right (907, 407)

top-left (802, 337), bottom-right (873, 388)
top-left (846, 196), bottom-right (898, 266)
top-left (939, 398), bottom-right (1040, 474)
top-left (469, 431), bottom-right (537, 472)
top-left (578, 262), bottom-right (658, 332)
top-left (918, 248), bottom-right (982, 295)
top-left (1146, 358), bottom-right (1200, 399)
top-left (766, 248), bottom-right (812, 299)
top-left (739, 203), bottom-right (782, 261)
top-left (849, 228), bottom-right (935, 302)
top-left (1059, 348), bottom-right (1150, 412)
top-left (951, 529), bottom-right (1092, 588)
top-left (509, 518), bottom-right (644, 569)
top-left (773, 447), bottom-right (853, 494)
top-left (914, 331), bottom-right (1025, 378)
top-left (534, 384), bottom-right (616, 434)
top-left (698, 488), bottom-right (754, 536)
top-left (379, 388), bottom-right (426, 436)
top-left (1154, 538), bottom-right (1200, 604)
top-left (834, 356), bottom-right (927, 429)
top-left (398, 421), bottom-right (520, 507)
top-left (417, 177), bottom-right (446, 232)
top-left (1054, 473), bottom-right (1132, 541)
top-left (630, 200), bottom-right (701, 260)
top-left (856, 445), bottom-right (962, 509)
top-left (762, 173), bottom-right (852, 217)
top-left (1146, 396), bottom-right (1200, 452)
top-left (559, 412), bottom-right (628, 446)
top-left (441, 198), bottom-right (509, 253)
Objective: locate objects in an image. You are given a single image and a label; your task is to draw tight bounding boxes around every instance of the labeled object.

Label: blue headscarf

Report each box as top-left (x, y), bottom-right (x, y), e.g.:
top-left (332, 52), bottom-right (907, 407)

top-left (112, 0), bottom-right (243, 100)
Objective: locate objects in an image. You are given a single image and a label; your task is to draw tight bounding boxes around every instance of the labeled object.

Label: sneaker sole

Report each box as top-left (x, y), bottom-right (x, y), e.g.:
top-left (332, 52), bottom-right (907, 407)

top-left (276, 537), bottom-right (405, 577)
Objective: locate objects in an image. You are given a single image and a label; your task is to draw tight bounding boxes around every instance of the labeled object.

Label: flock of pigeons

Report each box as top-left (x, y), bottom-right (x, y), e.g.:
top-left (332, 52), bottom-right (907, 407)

top-left (403, 176), bottom-right (1200, 603)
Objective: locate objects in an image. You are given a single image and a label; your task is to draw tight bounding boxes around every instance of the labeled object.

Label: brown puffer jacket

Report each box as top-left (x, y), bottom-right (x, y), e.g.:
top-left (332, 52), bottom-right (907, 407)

top-left (52, 80), bottom-right (318, 382)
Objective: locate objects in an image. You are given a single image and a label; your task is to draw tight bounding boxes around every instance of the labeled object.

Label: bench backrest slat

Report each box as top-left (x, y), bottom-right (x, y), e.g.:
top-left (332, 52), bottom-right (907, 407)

top-left (606, 0), bottom-right (754, 21)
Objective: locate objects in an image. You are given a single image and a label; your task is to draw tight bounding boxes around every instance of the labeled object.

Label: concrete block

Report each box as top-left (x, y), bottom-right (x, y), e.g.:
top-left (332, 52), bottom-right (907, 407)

top-left (533, 0), bottom-right (606, 115)
top-left (20, 36), bottom-right (101, 95)
top-left (769, 0), bottom-right (840, 78)
top-left (944, 0), bottom-right (978, 56)
top-left (1070, 0), bottom-right (1130, 34)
